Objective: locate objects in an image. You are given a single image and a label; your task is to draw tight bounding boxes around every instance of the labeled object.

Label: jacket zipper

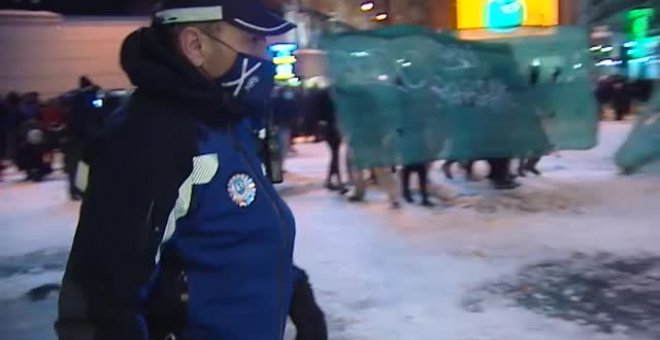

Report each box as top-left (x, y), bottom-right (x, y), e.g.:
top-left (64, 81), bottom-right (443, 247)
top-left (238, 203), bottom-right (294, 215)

top-left (232, 134), bottom-right (289, 339)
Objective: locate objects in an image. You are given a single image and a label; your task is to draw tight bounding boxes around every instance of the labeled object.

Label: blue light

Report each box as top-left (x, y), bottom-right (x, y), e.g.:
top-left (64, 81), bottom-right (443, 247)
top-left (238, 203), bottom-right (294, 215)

top-left (486, 0), bottom-right (525, 32)
top-left (92, 99), bottom-right (104, 108)
top-left (269, 43), bottom-right (299, 81)
top-left (268, 43), bottom-right (298, 55)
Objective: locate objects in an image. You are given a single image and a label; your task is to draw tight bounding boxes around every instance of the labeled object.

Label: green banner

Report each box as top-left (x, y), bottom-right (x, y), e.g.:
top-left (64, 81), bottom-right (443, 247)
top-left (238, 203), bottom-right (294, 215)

top-left (489, 26), bottom-right (599, 150)
top-left (321, 26), bottom-right (597, 168)
top-left (615, 90), bottom-right (660, 173)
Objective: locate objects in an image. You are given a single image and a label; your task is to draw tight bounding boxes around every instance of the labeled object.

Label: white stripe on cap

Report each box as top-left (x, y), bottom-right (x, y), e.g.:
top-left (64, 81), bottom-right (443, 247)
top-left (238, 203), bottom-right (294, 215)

top-left (155, 6), bottom-right (223, 24)
top-left (233, 18), bottom-right (291, 32)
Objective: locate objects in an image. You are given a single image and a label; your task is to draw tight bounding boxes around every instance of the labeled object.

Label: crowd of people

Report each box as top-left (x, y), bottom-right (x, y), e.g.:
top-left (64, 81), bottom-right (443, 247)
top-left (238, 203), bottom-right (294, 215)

top-left (0, 90), bottom-right (60, 182)
top-left (0, 77), bottom-right (113, 200)
top-left (595, 75), bottom-right (655, 120)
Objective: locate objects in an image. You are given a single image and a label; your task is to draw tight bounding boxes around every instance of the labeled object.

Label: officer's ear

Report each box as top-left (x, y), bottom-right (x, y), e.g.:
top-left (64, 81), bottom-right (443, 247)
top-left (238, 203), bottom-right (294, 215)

top-left (178, 26), bottom-right (206, 68)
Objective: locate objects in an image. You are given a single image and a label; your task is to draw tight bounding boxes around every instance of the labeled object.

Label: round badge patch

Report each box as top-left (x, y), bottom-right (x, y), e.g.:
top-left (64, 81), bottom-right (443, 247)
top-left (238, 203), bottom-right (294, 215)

top-left (227, 173), bottom-right (257, 208)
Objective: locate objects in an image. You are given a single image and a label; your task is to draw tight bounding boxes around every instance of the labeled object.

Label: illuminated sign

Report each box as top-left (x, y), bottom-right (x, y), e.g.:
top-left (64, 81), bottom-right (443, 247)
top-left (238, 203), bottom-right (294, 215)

top-left (457, 0), bottom-right (558, 30)
top-left (268, 43), bottom-right (298, 81)
top-left (626, 9), bottom-right (656, 59)
top-left (626, 8), bottom-right (654, 40)
top-left (487, 0), bottom-right (525, 29)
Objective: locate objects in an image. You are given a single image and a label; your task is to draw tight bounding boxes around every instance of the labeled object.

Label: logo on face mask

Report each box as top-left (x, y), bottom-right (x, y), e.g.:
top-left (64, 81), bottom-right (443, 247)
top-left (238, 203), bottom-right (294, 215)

top-left (245, 76), bottom-right (260, 92)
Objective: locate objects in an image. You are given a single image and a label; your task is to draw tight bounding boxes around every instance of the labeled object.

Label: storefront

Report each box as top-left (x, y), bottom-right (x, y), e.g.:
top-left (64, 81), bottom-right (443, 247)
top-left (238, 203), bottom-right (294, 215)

top-left (454, 0), bottom-right (561, 40)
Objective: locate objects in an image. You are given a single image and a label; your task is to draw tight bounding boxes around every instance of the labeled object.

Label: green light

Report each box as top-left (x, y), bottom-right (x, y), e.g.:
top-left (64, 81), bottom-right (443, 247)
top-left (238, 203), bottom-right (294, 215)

top-left (626, 8), bottom-right (654, 40)
top-left (625, 8), bottom-right (655, 59)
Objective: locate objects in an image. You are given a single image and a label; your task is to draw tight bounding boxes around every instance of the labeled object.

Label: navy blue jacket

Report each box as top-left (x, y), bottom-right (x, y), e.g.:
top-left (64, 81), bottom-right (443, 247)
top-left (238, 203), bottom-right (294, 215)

top-left (56, 27), bottom-right (296, 340)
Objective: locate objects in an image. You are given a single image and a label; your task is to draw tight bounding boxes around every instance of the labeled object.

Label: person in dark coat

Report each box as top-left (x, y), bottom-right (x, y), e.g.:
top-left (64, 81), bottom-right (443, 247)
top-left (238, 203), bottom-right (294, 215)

top-left (316, 88), bottom-right (347, 192)
top-left (62, 82), bottom-right (101, 200)
top-left (55, 1), bottom-right (298, 339)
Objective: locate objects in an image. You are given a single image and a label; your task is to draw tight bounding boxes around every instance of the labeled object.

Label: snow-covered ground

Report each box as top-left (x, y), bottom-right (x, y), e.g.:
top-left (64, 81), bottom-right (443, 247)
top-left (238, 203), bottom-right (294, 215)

top-left (1, 121), bottom-right (660, 340)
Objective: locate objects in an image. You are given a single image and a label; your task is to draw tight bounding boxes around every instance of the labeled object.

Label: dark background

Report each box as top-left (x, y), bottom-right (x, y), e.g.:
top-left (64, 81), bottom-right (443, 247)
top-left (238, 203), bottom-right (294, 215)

top-left (1, 0), bottom-right (158, 15)
top-left (0, 0), bottom-right (287, 15)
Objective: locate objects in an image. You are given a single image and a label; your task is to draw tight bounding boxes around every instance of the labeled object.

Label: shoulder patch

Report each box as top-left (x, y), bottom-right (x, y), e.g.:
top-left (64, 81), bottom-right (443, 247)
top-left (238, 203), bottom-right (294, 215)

top-left (227, 173), bottom-right (257, 208)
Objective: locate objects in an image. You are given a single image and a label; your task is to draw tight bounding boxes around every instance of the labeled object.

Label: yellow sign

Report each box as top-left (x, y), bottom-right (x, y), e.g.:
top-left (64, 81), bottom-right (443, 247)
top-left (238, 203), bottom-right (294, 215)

top-left (457, 0), bottom-right (558, 30)
top-left (273, 55), bottom-right (297, 65)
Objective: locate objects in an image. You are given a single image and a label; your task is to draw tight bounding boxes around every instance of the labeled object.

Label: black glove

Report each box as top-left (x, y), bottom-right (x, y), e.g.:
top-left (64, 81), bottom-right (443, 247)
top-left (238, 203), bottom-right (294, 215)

top-left (289, 267), bottom-right (328, 340)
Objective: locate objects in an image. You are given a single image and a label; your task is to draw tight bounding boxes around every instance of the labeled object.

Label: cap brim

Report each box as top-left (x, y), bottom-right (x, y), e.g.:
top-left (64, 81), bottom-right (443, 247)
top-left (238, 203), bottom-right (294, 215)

top-left (231, 11), bottom-right (296, 36)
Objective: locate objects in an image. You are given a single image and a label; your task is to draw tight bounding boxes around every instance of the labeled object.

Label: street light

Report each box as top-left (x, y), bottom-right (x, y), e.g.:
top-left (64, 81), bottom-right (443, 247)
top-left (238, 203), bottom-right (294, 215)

top-left (360, 2), bottom-right (375, 12)
top-left (374, 13), bottom-right (388, 21)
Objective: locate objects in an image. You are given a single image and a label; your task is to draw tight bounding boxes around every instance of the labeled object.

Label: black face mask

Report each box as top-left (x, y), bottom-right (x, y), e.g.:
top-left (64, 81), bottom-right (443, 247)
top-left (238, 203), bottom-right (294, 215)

top-left (203, 33), bottom-right (275, 109)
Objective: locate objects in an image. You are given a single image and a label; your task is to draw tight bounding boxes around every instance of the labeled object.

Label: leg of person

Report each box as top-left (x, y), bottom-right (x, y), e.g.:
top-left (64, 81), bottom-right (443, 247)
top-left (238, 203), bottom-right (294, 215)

top-left (368, 169), bottom-right (378, 186)
top-left (347, 148), bottom-right (365, 201)
top-left (462, 159), bottom-right (477, 181)
top-left (349, 167), bottom-right (366, 202)
top-left (401, 165), bottom-right (413, 203)
top-left (487, 158), bottom-right (501, 181)
top-left (488, 158), bottom-right (518, 190)
top-left (64, 143), bottom-right (83, 200)
top-left (614, 104), bottom-right (627, 121)
top-left (332, 135), bottom-right (348, 191)
top-left (290, 266), bottom-right (328, 340)
top-left (25, 146), bottom-right (41, 181)
top-left (418, 163), bottom-right (434, 207)
top-left (324, 141), bottom-right (337, 191)
top-left (517, 158), bottom-right (527, 177)
top-left (279, 127), bottom-right (291, 171)
top-left (328, 139), bottom-right (342, 189)
top-left (504, 158), bottom-right (517, 182)
top-left (524, 156), bottom-right (542, 176)
top-left (352, 168), bottom-right (366, 201)
top-left (64, 149), bottom-right (78, 197)
top-left (38, 147), bottom-right (53, 180)
top-left (375, 167), bottom-right (400, 209)
top-left (330, 141), bottom-right (348, 195)
top-left (345, 149), bottom-right (354, 186)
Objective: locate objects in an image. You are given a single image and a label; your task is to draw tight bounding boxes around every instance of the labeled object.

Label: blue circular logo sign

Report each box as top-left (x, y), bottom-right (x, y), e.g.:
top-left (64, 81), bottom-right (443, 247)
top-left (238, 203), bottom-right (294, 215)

top-left (486, 0), bottom-right (525, 31)
top-left (227, 173), bottom-right (257, 208)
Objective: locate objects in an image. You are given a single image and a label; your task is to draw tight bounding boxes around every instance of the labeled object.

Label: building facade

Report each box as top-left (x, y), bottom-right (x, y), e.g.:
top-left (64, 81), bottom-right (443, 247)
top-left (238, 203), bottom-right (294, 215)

top-left (290, 0), bottom-right (579, 31)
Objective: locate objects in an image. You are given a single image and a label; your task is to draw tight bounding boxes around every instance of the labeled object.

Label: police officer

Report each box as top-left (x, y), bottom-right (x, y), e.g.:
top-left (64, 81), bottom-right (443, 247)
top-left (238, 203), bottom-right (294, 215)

top-left (56, 1), bottom-right (298, 339)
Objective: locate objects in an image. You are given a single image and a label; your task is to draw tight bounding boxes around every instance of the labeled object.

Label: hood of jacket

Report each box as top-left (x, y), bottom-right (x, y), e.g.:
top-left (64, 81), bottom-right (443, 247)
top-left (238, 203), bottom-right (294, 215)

top-left (120, 27), bottom-right (244, 126)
